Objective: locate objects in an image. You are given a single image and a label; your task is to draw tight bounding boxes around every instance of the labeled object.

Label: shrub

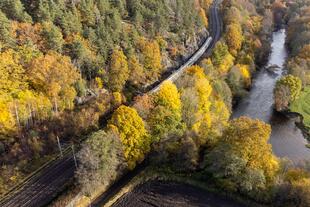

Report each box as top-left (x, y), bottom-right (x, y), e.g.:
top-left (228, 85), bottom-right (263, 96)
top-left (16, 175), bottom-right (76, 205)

top-left (76, 130), bottom-right (126, 195)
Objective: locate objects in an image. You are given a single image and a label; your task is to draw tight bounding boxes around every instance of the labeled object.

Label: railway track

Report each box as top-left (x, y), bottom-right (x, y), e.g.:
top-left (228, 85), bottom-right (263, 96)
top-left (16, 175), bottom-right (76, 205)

top-left (93, 0), bottom-right (223, 205)
top-left (0, 0), bottom-right (222, 206)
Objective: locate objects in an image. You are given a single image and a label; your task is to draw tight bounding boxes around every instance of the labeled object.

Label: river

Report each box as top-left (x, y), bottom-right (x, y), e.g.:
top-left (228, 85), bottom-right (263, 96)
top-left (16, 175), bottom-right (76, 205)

top-left (233, 29), bottom-right (310, 163)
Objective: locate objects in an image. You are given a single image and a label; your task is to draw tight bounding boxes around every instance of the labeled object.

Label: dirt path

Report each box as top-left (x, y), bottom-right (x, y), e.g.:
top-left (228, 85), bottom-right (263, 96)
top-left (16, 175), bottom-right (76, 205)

top-left (112, 181), bottom-right (246, 207)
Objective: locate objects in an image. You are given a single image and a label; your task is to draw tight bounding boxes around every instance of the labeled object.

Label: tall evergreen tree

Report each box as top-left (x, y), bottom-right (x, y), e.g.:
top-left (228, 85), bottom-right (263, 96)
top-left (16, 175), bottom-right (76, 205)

top-left (0, 11), bottom-right (14, 47)
top-left (0, 0), bottom-right (32, 22)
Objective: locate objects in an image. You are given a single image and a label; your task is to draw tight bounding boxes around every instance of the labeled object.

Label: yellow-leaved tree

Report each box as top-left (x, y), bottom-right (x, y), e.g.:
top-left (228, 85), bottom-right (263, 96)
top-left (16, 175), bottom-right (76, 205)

top-left (128, 54), bottom-right (145, 87)
top-left (209, 99), bottom-right (230, 139)
top-left (237, 64), bottom-right (251, 88)
top-left (211, 42), bottom-right (235, 75)
top-left (13, 90), bottom-right (52, 126)
top-left (181, 66), bottom-right (213, 141)
top-left (108, 105), bottom-right (151, 170)
top-left (200, 0), bottom-right (213, 10)
top-left (149, 81), bottom-right (184, 142)
top-left (0, 96), bottom-right (15, 136)
top-left (0, 49), bottom-right (26, 97)
top-left (178, 65), bottom-right (231, 145)
top-left (138, 38), bottom-right (162, 83)
top-left (108, 49), bottom-right (129, 92)
top-left (225, 23), bottom-right (243, 56)
top-left (199, 8), bottom-right (209, 28)
top-left (204, 117), bottom-right (279, 197)
top-left (226, 117), bottom-right (279, 180)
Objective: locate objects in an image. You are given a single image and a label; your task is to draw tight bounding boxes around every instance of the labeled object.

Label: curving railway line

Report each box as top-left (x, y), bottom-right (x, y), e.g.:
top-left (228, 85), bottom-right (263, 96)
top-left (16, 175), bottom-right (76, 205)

top-left (93, 0), bottom-right (222, 206)
top-left (0, 0), bottom-right (222, 206)
top-left (150, 0), bottom-right (222, 93)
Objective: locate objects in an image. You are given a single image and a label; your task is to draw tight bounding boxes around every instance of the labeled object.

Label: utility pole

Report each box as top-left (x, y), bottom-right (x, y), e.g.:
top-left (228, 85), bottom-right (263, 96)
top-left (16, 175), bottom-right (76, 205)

top-left (57, 136), bottom-right (63, 157)
top-left (72, 144), bottom-right (78, 170)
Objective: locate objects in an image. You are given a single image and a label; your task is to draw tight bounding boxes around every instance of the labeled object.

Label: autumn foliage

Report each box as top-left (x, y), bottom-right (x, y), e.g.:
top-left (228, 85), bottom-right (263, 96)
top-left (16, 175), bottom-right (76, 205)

top-left (204, 117), bottom-right (279, 198)
top-left (109, 106), bottom-right (151, 169)
top-left (0, 0), bottom-right (211, 195)
top-left (274, 75), bottom-right (302, 111)
top-left (225, 23), bottom-right (243, 56)
top-left (149, 81), bottom-right (184, 142)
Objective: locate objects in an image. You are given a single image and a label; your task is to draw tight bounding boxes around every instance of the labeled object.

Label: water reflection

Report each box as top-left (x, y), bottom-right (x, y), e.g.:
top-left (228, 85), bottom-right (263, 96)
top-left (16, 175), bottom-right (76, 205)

top-left (232, 29), bottom-right (310, 163)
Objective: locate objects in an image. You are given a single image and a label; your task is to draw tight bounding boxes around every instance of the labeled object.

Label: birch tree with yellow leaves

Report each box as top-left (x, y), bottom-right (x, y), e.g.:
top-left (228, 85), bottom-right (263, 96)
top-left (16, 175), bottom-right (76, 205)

top-left (108, 105), bottom-right (151, 170)
top-left (148, 81), bottom-right (184, 142)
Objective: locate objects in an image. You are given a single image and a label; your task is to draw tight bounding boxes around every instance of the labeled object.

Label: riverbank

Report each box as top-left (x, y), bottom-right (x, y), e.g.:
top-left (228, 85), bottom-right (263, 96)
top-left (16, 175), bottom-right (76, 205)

top-left (277, 109), bottom-right (310, 142)
top-left (280, 1), bottom-right (310, 143)
top-left (289, 87), bottom-right (310, 140)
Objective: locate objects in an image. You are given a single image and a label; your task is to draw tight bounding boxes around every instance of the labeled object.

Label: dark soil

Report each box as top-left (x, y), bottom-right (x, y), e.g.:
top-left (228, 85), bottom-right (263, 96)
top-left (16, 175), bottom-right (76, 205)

top-left (112, 181), bottom-right (246, 207)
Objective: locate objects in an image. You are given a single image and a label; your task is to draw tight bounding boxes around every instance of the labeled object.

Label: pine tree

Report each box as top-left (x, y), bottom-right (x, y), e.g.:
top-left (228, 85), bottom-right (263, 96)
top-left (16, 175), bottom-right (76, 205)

top-left (41, 22), bottom-right (64, 52)
top-left (0, 11), bottom-right (14, 47)
top-left (0, 0), bottom-right (32, 22)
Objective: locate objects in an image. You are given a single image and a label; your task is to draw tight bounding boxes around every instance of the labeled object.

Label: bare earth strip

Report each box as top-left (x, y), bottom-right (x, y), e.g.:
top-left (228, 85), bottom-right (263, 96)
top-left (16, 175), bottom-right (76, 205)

top-left (112, 181), bottom-right (245, 207)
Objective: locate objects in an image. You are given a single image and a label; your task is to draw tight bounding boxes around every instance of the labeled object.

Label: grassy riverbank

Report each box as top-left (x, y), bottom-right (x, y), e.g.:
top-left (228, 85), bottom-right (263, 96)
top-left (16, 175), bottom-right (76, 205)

top-left (290, 86), bottom-right (310, 134)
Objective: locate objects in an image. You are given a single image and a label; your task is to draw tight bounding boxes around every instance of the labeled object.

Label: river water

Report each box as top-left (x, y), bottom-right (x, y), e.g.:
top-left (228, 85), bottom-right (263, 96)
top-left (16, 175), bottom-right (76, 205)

top-left (233, 29), bottom-right (310, 163)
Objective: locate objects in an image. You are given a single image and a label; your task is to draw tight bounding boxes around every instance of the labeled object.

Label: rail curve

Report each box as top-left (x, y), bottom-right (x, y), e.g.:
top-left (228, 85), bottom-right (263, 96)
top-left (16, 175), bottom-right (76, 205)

top-left (149, 37), bottom-right (213, 93)
top-left (0, 0), bottom-right (222, 206)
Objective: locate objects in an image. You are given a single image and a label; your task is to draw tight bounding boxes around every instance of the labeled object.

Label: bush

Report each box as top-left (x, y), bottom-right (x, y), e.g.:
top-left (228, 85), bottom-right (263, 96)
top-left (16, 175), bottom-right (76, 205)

top-left (226, 66), bottom-right (248, 98)
top-left (274, 168), bottom-right (310, 207)
top-left (76, 130), bottom-right (126, 195)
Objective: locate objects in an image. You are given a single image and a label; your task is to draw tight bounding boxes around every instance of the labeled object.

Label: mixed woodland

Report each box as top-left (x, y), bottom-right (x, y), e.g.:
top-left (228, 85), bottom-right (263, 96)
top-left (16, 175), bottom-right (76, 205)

top-left (73, 1), bottom-right (310, 207)
top-left (0, 0), bottom-right (210, 194)
top-left (0, 0), bottom-right (310, 207)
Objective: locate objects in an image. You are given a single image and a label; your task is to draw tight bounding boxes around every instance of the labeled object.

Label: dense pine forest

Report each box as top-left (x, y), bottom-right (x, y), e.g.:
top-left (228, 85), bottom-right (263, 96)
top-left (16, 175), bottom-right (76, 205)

top-left (1, 0), bottom-right (310, 207)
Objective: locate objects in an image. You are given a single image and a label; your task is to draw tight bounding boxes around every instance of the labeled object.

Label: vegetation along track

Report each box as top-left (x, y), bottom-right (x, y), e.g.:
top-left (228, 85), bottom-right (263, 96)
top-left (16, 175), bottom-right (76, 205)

top-left (0, 0), bottom-right (222, 206)
top-left (93, 0), bottom-right (223, 206)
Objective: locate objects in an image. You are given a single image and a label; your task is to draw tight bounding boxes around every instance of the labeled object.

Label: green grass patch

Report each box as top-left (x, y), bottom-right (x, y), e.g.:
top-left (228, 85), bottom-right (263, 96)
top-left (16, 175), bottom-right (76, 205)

top-left (290, 86), bottom-right (310, 130)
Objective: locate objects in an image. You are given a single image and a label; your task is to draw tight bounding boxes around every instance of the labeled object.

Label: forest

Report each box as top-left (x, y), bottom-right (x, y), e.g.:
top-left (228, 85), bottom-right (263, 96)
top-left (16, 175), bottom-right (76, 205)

top-left (0, 0), bottom-right (310, 207)
top-left (0, 0), bottom-right (209, 194)
top-left (71, 0), bottom-right (309, 206)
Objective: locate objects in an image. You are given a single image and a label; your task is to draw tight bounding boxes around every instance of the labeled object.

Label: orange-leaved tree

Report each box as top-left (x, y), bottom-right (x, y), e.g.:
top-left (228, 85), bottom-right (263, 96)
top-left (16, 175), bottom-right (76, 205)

top-left (27, 52), bottom-right (80, 113)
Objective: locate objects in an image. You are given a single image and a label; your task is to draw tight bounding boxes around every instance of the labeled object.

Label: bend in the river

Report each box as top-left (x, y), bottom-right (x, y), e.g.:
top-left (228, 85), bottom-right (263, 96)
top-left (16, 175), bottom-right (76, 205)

top-left (233, 29), bottom-right (310, 164)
